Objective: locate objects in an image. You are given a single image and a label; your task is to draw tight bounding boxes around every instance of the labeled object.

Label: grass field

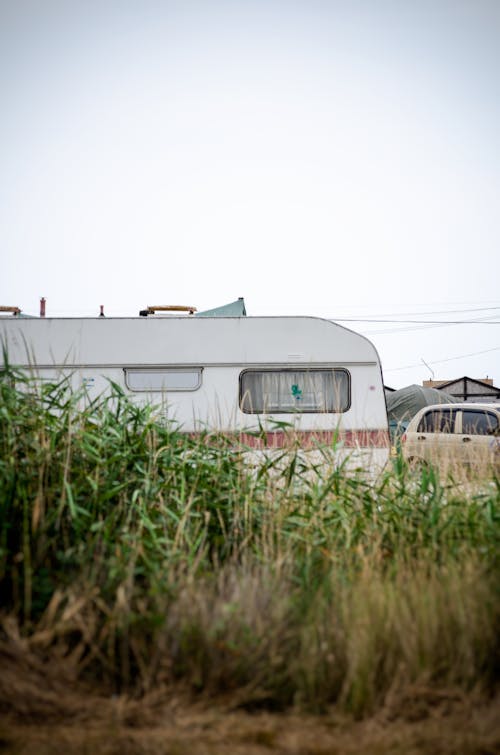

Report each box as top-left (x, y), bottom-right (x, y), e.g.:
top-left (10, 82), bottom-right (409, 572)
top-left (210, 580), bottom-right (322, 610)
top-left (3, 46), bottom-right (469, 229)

top-left (0, 368), bottom-right (498, 752)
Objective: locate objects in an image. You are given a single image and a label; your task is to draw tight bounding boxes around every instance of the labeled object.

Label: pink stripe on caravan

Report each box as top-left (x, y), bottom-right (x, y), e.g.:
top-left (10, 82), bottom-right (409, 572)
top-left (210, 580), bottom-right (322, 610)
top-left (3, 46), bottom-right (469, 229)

top-left (238, 430), bottom-right (390, 449)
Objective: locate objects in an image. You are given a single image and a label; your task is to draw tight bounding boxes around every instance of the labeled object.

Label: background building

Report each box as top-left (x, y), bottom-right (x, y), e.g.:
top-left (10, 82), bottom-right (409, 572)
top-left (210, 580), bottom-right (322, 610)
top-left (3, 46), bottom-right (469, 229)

top-left (423, 377), bottom-right (500, 404)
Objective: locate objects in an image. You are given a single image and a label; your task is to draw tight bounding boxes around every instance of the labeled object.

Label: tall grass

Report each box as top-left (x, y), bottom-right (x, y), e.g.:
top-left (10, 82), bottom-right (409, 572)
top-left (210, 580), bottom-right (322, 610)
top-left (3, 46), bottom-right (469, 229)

top-left (0, 367), bottom-right (498, 715)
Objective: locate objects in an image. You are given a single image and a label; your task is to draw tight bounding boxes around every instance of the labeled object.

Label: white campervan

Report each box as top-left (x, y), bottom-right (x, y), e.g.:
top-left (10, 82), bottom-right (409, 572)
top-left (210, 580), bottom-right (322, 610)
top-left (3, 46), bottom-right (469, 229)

top-left (0, 305), bottom-right (389, 469)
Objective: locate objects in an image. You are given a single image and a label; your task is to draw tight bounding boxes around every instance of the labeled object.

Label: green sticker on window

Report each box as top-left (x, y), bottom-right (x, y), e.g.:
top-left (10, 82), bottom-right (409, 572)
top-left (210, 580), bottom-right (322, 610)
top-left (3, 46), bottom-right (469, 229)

top-left (291, 384), bottom-right (302, 400)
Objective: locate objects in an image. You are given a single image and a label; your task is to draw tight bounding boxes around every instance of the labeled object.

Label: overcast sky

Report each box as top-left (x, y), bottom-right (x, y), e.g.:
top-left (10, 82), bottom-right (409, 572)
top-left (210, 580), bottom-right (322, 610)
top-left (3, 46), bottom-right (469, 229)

top-left (1, 0), bottom-right (499, 388)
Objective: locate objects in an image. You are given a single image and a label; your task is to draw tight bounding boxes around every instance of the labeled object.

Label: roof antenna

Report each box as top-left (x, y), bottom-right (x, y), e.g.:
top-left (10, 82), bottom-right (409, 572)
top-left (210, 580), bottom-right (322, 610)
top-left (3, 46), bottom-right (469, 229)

top-left (421, 358), bottom-right (435, 381)
top-left (40, 297), bottom-right (46, 317)
top-left (99, 305), bottom-right (105, 317)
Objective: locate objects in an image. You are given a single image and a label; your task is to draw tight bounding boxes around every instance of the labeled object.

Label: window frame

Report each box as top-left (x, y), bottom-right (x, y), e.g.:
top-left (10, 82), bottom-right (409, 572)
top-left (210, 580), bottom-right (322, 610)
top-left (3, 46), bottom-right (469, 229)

top-left (239, 367), bottom-right (351, 415)
top-left (124, 367), bottom-right (203, 392)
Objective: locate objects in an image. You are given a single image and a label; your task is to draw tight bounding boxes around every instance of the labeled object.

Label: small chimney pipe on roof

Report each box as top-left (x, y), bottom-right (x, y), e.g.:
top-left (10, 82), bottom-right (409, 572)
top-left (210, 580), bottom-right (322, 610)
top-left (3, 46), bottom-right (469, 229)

top-left (99, 305), bottom-right (105, 317)
top-left (40, 297), bottom-right (46, 317)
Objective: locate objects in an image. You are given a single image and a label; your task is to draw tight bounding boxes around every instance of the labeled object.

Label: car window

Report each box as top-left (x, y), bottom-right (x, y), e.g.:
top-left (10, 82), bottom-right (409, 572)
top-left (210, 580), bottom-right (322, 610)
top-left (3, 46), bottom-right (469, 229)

top-left (417, 409), bottom-right (456, 434)
top-left (461, 410), bottom-right (499, 436)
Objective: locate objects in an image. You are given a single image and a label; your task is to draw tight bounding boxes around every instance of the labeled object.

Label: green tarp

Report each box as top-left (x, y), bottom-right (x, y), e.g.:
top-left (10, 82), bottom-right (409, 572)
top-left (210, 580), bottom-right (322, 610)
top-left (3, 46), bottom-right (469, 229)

top-left (386, 384), bottom-right (459, 432)
top-left (387, 384), bottom-right (460, 423)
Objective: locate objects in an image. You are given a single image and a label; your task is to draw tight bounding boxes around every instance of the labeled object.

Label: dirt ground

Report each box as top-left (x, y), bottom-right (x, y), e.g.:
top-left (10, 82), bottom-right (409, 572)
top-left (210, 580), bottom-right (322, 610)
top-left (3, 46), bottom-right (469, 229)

top-left (2, 698), bottom-right (500, 755)
top-left (1, 641), bottom-right (499, 755)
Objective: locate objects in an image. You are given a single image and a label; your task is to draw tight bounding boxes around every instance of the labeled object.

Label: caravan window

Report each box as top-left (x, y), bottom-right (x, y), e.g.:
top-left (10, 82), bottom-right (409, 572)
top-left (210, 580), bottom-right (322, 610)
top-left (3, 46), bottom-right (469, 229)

top-left (125, 368), bottom-right (202, 392)
top-left (239, 369), bottom-right (350, 414)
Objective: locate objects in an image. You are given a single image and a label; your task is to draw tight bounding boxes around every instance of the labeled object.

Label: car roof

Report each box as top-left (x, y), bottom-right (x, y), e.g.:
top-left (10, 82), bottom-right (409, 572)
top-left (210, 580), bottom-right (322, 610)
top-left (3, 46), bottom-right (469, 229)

top-left (405, 402), bottom-right (500, 429)
top-left (416, 402), bottom-right (500, 412)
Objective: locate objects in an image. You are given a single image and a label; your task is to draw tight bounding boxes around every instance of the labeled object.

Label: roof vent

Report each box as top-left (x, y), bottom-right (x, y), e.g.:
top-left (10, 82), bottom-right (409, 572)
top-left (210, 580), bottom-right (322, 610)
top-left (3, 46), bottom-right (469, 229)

top-left (0, 306), bottom-right (21, 316)
top-left (139, 305), bottom-right (197, 317)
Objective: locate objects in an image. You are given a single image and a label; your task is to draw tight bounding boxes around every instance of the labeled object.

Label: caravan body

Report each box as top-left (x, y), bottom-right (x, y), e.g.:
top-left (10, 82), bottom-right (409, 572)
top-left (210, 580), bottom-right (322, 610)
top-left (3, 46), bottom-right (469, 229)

top-left (0, 315), bottom-right (389, 467)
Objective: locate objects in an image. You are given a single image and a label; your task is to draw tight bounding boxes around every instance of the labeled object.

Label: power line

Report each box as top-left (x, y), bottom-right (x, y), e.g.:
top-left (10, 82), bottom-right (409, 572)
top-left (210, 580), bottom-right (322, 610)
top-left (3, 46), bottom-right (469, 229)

top-left (334, 305), bottom-right (500, 318)
top-left (334, 314), bottom-right (500, 335)
top-left (361, 322), bottom-right (500, 336)
top-left (334, 317), bottom-right (500, 325)
top-left (384, 346), bottom-right (500, 373)
top-left (344, 320), bottom-right (500, 336)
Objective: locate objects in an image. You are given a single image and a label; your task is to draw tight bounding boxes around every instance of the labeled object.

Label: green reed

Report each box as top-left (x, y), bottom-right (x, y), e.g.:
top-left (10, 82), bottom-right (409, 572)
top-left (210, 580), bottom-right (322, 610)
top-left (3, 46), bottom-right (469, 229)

top-left (0, 367), bottom-right (498, 714)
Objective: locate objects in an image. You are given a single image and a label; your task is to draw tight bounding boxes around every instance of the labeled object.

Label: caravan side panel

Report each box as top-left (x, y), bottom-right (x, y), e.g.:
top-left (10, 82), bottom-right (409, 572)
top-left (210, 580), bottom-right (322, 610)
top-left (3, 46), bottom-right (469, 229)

top-left (0, 316), bottom-right (389, 467)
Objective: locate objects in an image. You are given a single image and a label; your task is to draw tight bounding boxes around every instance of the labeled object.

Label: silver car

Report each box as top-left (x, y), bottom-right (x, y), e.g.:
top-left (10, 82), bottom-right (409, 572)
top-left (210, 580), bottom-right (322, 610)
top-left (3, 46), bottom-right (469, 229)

top-left (401, 402), bottom-right (500, 470)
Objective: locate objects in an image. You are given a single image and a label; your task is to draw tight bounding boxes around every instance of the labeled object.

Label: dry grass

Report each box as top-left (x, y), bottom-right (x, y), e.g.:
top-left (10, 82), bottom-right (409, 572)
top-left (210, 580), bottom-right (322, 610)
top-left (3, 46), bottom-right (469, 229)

top-left (0, 632), bottom-right (499, 754)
